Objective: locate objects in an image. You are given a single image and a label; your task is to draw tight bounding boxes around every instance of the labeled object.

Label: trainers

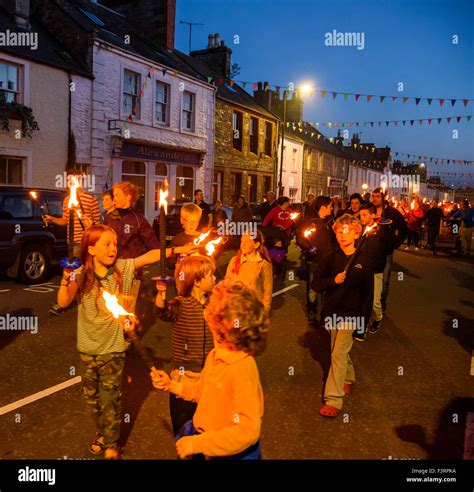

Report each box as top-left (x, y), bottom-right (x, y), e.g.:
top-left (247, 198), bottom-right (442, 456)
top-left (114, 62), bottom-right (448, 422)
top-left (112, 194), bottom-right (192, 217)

top-left (404, 246), bottom-right (409, 250)
top-left (369, 319), bottom-right (382, 334)
top-left (353, 330), bottom-right (366, 342)
top-left (415, 247), bottom-right (419, 251)
top-left (49, 303), bottom-right (65, 316)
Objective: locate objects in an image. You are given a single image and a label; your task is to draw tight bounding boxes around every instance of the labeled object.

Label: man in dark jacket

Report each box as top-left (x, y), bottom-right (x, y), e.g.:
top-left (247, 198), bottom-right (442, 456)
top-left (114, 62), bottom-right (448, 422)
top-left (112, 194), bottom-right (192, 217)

top-left (296, 196), bottom-right (336, 322)
top-left (313, 215), bottom-right (374, 417)
top-left (425, 200), bottom-right (445, 251)
top-left (372, 188), bottom-right (408, 311)
top-left (259, 191), bottom-right (277, 222)
top-left (354, 203), bottom-right (388, 341)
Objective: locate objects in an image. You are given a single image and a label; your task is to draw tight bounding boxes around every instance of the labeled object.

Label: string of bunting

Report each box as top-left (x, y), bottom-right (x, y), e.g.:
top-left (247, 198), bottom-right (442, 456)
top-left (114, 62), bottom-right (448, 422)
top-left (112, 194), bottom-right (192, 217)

top-left (206, 77), bottom-right (473, 107)
top-left (287, 115), bottom-right (472, 129)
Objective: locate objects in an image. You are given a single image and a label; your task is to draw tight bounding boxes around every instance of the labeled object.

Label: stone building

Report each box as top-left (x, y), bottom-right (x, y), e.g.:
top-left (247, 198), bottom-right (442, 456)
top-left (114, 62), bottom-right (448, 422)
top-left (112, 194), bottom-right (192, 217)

top-left (188, 37), bottom-right (280, 206)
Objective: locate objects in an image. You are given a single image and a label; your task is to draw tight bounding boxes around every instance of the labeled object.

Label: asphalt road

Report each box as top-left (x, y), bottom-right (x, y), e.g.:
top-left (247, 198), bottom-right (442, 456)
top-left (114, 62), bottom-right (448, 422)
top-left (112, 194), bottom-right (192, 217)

top-left (0, 245), bottom-right (473, 460)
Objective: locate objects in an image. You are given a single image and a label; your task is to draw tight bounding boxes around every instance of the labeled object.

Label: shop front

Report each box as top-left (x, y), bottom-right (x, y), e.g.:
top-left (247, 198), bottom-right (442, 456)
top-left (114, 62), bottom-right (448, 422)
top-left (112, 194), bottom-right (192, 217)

top-left (114, 141), bottom-right (205, 222)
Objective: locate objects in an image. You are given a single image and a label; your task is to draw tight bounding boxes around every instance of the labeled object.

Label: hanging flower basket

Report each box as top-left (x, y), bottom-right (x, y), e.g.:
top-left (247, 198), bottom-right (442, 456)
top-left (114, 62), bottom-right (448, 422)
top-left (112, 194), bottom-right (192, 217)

top-left (0, 100), bottom-right (40, 137)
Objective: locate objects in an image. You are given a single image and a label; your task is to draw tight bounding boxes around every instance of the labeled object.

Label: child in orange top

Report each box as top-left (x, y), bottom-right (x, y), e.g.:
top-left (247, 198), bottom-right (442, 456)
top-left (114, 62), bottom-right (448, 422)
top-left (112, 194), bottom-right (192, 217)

top-left (151, 280), bottom-right (269, 459)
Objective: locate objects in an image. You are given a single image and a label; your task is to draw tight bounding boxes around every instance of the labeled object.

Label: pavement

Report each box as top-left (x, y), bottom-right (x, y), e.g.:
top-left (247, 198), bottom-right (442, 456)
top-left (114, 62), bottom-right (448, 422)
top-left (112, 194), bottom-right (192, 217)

top-left (0, 244), bottom-right (473, 460)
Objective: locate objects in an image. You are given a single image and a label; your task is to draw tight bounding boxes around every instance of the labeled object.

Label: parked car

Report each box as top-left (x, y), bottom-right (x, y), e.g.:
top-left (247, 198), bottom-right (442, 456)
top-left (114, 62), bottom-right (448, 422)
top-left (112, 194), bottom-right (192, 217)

top-left (0, 187), bottom-right (67, 284)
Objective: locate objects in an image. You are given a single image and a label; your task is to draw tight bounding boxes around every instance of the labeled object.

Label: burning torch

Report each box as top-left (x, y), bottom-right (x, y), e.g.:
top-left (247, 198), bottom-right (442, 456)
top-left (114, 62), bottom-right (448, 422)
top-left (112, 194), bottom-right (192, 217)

top-left (59, 176), bottom-right (84, 270)
top-left (102, 291), bottom-right (157, 371)
top-left (152, 182), bottom-right (174, 300)
top-left (29, 191), bottom-right (48, 228)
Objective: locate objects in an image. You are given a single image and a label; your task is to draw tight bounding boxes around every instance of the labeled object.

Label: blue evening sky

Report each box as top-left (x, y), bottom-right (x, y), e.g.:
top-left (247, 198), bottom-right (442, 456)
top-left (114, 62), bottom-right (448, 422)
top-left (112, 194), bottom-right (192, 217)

top-left (175, 0), bottom-right (474, 185)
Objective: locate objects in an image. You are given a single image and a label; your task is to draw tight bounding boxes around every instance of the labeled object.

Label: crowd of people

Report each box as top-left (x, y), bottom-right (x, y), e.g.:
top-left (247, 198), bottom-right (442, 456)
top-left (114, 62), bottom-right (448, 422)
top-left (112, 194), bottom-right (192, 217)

top-left (47, 169), bottom-right (473, 459)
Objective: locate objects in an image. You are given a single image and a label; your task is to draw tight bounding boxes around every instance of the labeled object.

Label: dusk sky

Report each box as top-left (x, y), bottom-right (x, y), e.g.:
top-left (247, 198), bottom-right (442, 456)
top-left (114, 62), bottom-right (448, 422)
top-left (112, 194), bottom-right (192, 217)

top-left (175, 0), bottom-right (474, 186)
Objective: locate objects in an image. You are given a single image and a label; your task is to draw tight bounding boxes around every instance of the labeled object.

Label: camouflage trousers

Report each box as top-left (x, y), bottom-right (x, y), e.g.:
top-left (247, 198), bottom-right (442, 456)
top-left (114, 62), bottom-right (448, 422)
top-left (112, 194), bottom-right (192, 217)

top-left (79, 352), bottom-right (126, 449)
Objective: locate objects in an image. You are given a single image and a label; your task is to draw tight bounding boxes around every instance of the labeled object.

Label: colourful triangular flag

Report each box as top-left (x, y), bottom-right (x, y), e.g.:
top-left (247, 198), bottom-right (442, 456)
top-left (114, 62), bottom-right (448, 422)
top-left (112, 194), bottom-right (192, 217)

top-left (380, 96), bottom-right (385, 103)
top-left (355, 94), bottom-right (360, 101)
top-left (207, 76), bottom-right (213, 84)
top-left (439, 99), bottom-right (444, 106)
top-left (162, 68), bottom-right (168, 76)
top-left (402, 97), bottom-right (409, 103)
top-left (332, 92), bottom-right (337, 99)
top-left (242, 82), bottom-right (247, 89)
top-left (428, 119), bottom-right (432, 125)
top-left (230, 80), bottom-right (235, 87)
top-left (451, 99), bottom-right (456, 107)
top-left (343, 93), bottom-right (349, 100)
top-left (415, 98), bottom-right (421, 105)
top-left (457, 116), bottom-right (461, 123)
top-left (253, 83), bottom-right (257, 90)
top-left (467, 116), bottom-right (472, 122)
top-left (437, 118), bottom-right (442, 124)
top-left (447, 117), bottom-right (451, 123)
top-left (463, 99), bottom-right (469, 107)
top-left (321, 90), bottom-right (326, 98)
top-left (392, 96), bottom-right (397, 102)
top-left (427, 98), bottom-right (432, 105)
top-left (367, 95), bottom-right (372, 102)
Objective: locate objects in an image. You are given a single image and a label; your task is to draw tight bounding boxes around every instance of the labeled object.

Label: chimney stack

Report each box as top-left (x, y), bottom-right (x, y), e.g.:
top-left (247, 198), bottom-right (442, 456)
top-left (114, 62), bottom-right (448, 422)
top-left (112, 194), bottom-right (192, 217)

top-left (5, 0), bottom-right (30, 29)
top-left (190, 34), bottom-right (232, 79)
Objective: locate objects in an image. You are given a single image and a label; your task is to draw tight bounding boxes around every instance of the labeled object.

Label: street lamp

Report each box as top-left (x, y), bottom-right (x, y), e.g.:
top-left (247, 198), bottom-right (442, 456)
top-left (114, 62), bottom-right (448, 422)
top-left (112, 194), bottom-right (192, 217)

top-left (278, 83), bottom-right (313, 198)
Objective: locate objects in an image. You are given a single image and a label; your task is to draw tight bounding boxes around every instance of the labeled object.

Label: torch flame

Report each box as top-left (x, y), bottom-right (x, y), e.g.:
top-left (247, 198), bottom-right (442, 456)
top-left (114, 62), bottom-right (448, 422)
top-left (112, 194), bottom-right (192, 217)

top-left (76, 210), bottom-right (82, 219)
top-left (303, 226), bottom-right (316, 238)
top-left (290, 212), bottom-right (300, 221)
top-left (67, 176), bottom-right (80, 209)
top-left (205, 237), bottom-right (223, 255)
top-left (102, 291), bottom-right (133, 319)
top-left (410, 200), bottom-right (415, 210)
top-left (194, 231), bottom-right (211, 246)
top-left (159, 188), bottom-right (169, 215)
top-left (29, 191), bottom-right (38, 200)
top-left (363, 223), bottom-right (378, 236)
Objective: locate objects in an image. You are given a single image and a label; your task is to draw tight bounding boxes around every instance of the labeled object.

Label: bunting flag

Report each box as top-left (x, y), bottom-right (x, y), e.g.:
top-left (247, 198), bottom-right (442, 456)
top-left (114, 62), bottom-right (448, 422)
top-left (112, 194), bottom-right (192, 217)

top-left (207, 76), bottom-right (213, 84)
top-left (162, 68), bottom-right (168, 76)
top-left (219, 78), bottom-right (474, 106)
top-left (287, 115), bottom-right (472, 128)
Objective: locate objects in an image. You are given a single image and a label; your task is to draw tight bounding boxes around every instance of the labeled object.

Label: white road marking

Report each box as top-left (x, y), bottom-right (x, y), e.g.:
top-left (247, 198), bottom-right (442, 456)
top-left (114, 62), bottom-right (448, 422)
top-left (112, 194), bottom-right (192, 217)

top-left (272, 284), bottom-right (299, 297)
top-left (0, 283), bottom-right (300, 416)
top-left (0, 376), bottom-right (81, 416)
top-left (0, 289), bottom-right (12, 292)
top-left (23, 282), bottom-right (60, 293)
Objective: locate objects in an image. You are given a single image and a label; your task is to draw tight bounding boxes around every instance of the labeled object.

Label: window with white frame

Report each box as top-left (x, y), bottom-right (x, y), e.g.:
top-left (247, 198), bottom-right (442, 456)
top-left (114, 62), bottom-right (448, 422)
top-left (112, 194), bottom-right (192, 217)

top-left (154, 163), bottom-right (168, 211)
top-left (176, 165), bottom-right (194, 200)
top-left (0, 156), bottom-right (23, 185)
top-left (182, 91), bottom-right (195, 131)
top-left (292, 148), bottom-right (298, 170)
top-left (122, 160), bottom-right (146, 212)
top-left (289, 188), bottom-right (298, 203)
top-left (123, 69), bottom-right (141, 118)
top-left (155, 81), bottom-right (169, 124)
top-left (0, 61), bottom-right (20, 103)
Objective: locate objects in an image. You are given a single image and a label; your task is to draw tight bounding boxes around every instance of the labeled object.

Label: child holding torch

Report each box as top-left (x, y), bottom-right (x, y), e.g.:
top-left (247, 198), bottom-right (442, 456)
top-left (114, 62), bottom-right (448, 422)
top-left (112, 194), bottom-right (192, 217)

top-left (56, 225), bottom-right (196, 459)
top-left (155, 256), bottom-right (216, 436)
top-left (313, 215), bottom-right (373, 417)
top-left (151, 281), bottom-right (269, 459)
